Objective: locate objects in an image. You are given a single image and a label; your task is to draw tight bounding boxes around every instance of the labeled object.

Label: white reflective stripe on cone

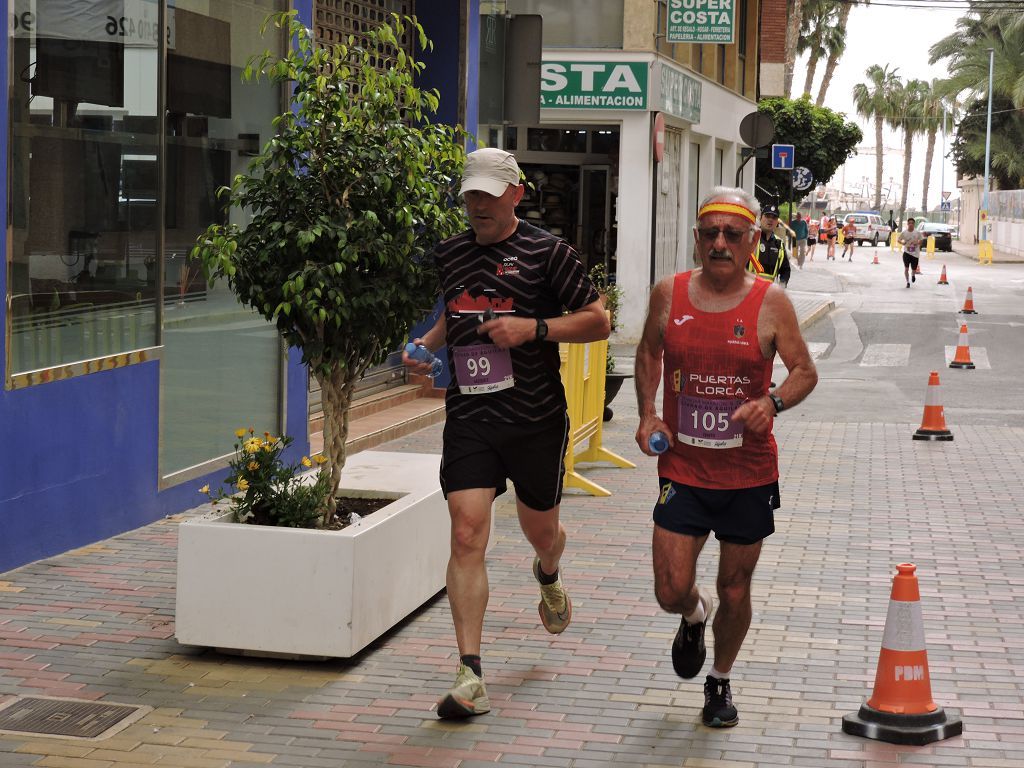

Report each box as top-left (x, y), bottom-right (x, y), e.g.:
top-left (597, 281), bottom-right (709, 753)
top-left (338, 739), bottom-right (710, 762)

top-left (880, 601), bottom-right (927, 652)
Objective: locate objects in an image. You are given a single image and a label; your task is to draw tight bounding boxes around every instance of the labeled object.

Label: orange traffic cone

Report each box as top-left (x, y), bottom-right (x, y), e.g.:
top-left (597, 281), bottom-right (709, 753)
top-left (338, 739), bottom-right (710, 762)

top-left (949, 324), bottom-right (975, 370)
top-left (842, 564), bottom-right (963, 745)
top-left (959, 286), bottom-right (977, 314)
top-left (871, 252), bottom-right (880, 265)
top-left (937, 265), bottom-right (948, 285)
top-left (912, 371), bottom-right (953, 441)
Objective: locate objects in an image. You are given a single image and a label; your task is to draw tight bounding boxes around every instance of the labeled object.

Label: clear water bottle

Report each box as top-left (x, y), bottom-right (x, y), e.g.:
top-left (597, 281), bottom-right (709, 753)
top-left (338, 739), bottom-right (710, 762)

top-left (648, 431), bottom-right (670, 454)
top-left (405, 342), bottom-right (444, 378)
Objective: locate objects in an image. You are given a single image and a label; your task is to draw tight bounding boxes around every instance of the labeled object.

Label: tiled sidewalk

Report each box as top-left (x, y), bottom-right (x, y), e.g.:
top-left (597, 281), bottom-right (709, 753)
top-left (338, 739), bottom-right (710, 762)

top-left (3, 291), bottom-right (1024, 767)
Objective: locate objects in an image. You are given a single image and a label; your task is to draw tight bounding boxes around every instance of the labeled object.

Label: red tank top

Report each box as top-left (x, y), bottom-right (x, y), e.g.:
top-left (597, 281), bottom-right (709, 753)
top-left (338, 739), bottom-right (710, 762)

top-left (658, 271), bottom-right (779, 489)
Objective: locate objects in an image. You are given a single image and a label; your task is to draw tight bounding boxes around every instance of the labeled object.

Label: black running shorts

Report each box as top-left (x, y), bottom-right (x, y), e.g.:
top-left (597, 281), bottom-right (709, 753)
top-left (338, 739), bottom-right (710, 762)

top-left (440, 413), bottom-right (570, 511)
top-left (902, 252), bottom-right (920, 270)
top-left (652, 478), bottom-right (780, 545)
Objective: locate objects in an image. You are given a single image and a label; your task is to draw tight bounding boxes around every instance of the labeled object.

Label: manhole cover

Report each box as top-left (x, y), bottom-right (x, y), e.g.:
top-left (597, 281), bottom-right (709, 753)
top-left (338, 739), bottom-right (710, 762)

top-left (0, 696), bottom-right (149, 740)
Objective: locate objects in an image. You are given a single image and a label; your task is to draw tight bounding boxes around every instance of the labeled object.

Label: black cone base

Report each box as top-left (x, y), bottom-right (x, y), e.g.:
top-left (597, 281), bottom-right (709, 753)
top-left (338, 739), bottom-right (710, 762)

top-left (960, 309), bottom-right (977, 314)
top-left (842, 704), bottom-right (962, 746)
top-left (949, 361), bottom-right (975, 369)
top-left (913, 429), bottom-right (954, 441)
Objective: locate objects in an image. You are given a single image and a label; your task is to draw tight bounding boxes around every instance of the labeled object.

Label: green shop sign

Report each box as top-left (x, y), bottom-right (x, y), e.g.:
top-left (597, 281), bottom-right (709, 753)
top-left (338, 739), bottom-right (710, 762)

top-left (540, 61), bottom-right (648, 110)
top-left (666, 0), bottom-right (735, 45)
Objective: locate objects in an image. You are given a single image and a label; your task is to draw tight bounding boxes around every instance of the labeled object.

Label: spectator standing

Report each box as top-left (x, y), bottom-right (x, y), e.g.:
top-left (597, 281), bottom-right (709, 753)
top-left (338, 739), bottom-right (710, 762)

top-left (792, 212), bottom-right (809, 269)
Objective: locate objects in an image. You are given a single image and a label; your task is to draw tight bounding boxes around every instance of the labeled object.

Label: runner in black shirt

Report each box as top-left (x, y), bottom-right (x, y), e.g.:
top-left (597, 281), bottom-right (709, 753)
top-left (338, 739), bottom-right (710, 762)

top-left (404, 148), bottom-right (609, 720)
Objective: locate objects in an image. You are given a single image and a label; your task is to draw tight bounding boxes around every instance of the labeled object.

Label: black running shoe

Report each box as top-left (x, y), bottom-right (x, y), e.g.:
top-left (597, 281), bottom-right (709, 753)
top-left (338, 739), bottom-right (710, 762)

top-left (702, 675), bottom-right (738, 728)
top-left (671, 588), bottom-right (713, 679)
top-left (912, 273), bottom-right (916, 283)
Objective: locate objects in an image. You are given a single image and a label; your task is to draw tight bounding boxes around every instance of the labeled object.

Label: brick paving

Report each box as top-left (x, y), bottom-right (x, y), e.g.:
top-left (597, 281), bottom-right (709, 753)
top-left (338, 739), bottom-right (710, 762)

top-left (2, 297), bottom-right (1024, 767)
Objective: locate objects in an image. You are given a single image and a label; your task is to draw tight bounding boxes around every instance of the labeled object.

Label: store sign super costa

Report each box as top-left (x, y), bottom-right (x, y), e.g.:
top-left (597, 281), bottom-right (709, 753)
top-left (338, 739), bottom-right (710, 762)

top-left (541, 61), bottom-right (648, 110)
top-left (666, 0), bottom-right (735, 45)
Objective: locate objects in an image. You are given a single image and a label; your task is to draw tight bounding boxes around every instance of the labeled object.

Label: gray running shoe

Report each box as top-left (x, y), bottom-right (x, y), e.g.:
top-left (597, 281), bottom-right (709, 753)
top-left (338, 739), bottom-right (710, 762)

top-left (533, 557), bottom-right (572, 634)
top-left (672, 587), bottom-right (714, 679)
top-left (437, 663), bottom-right (490, 719)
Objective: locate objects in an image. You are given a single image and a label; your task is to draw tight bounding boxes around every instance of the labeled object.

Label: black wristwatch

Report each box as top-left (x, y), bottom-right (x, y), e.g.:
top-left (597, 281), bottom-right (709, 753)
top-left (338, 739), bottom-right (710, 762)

top-left (535, 318), bottom-right (548, 342)
top-left (768, 392), bottom-right (785, 415)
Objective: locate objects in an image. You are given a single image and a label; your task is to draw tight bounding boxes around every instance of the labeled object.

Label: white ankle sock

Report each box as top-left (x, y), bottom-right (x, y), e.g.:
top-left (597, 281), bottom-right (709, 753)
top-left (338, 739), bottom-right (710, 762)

top-left (683, 600), bottom-right (706, 625)
top-left (709, 668), bottom-right (730, 680)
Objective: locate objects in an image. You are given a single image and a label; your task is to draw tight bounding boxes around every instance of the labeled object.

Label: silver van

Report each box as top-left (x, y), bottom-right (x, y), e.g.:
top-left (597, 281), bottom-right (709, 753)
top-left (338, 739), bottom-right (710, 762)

top-left (841, 212), bottom-right (890, 247)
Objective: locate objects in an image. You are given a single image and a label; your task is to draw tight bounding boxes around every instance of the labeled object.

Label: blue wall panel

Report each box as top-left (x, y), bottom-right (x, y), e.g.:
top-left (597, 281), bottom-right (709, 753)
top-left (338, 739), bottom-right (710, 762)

top-left (0, 363), bottom-right (162, 572)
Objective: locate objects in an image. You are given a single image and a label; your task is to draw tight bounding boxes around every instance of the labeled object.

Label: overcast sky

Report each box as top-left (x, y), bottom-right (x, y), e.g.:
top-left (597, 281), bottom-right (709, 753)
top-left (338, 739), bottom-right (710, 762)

top-left (791, 2), bottom-right (966, 211)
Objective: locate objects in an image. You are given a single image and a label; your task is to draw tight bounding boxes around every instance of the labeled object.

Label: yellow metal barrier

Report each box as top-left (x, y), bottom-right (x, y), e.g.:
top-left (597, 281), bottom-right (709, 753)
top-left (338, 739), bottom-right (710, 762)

top-left (559, 339), bottom-right (635, 496)
top-left (978, 239), bottom-right (993, 265)
top-left (926, 235), bottom-right (936, 259)
top-left (890, 231), bottom-right (899, 252)
top-left (837, 229), bottom-right (845, 246)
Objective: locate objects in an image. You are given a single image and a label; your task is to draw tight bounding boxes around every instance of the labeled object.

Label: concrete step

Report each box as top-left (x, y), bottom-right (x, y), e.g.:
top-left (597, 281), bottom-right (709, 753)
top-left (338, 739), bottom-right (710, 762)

top-left (310, 390), bottom-right (446, 458)
top-left (310, 383), bottom-right (428, 436)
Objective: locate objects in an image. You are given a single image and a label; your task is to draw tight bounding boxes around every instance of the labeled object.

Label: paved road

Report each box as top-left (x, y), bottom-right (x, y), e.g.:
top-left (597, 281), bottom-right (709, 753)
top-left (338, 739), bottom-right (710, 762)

top-left (1, 247), bottom-right (1022, 767)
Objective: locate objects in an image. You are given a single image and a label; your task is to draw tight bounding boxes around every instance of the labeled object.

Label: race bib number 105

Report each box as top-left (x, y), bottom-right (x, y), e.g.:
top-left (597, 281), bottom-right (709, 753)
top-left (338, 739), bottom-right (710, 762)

top-left (676, 395), bottom-right (744, 449)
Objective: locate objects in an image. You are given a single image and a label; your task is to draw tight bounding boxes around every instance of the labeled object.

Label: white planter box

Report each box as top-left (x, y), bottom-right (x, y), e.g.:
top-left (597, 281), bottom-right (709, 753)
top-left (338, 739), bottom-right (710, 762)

top-left (175, 451), bottom-right (457, 658)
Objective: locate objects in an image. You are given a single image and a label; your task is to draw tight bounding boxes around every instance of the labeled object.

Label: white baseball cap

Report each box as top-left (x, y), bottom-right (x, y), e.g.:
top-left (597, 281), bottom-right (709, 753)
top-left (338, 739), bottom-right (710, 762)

top-left (460, 147), bottom-right (522, 197)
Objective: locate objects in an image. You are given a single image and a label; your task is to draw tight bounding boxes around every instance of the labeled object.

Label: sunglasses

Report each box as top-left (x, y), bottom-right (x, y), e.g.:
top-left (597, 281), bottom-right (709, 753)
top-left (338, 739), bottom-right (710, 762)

top-left (696, 227), bottom-right (752, 244)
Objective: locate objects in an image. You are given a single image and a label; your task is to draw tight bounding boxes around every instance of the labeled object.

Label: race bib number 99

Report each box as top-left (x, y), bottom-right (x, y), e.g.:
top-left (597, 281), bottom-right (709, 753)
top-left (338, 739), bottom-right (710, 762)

top-left (453, 343), bottom-right (514, 394)
top-left (677, 394), bottom-right (744, 449)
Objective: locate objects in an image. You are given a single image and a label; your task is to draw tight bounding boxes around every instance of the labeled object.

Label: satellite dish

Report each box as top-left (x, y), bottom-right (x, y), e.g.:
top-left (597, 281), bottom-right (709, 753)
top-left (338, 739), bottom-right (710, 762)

top-left (739, 112), bottom-right (775, 148)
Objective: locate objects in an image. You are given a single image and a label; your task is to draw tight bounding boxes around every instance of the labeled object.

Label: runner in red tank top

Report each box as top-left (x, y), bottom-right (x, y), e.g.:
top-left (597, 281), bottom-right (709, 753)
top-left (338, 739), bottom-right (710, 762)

top-left (634, 187), bottom-right (818, 728)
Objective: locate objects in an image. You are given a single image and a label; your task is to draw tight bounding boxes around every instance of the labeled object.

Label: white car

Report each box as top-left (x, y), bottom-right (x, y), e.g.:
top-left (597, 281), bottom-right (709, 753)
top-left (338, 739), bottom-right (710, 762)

top-left (839, 212), bottom-right (890, 247)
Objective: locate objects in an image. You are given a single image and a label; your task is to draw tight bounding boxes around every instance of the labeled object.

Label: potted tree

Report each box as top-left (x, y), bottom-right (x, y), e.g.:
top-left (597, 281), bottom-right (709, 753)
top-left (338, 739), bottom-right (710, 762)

top-left (175, 11), bottom-right (471, 658)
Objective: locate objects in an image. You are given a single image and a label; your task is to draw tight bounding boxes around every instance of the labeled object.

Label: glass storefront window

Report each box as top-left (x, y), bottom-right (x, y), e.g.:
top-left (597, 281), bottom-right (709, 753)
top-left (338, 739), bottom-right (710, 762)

top-left (159, 0), bottom-right (285, 478)
top-left (8, 1), bottom-right (161, 375)
top-left (506, 0), bottom-right (622, 48)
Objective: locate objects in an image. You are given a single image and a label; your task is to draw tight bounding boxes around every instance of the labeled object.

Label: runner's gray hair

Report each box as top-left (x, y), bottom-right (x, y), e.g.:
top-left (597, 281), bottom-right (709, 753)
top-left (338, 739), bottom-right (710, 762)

top-left (697, 186), bottom-right (761, 219)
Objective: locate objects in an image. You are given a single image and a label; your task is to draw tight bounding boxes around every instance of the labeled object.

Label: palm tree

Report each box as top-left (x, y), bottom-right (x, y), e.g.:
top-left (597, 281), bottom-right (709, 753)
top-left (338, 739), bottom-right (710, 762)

top-left (816, 1), bottom-right (868, 106)
top-left (853, 64), bottom-right (899, 210)
top-left (888, 78), bottom-right (928, 222)
top-left (798, 0), bottom-right (843, 97)
top-left (930, 7), bottom-right (1024, 187)
top-left (917, 80), bottom-right (956, 216)
top-left (783, 0), bottom-right (808, 98)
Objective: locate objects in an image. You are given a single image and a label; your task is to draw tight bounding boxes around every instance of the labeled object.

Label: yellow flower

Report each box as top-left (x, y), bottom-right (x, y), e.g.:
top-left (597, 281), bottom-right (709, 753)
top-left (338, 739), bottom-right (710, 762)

top-left (247, 461), bottom-right (260, 471)
top-left (237, 478), bottom-right (249, 491)
top-left (301, 456), bottom-right (312, 468)
top-left (245, 438), bottom-right (263, 454)
top-left (313, 454), bottom-right (328, 464)
top-left (262, 442), bottom-right (274, 452)
top-left (234, 428), bottom-right (246, 438)
top-left (199, 484), bottom-right (210, 495)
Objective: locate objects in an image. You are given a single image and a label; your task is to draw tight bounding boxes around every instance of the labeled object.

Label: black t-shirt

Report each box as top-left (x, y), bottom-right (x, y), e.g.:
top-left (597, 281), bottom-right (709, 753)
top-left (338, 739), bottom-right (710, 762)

top-left (433, 220), bottom-right (599, 422)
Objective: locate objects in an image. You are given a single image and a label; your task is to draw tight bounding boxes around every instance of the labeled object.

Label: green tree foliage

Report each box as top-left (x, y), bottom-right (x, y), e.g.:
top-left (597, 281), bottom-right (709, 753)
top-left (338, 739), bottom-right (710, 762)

top-left (930, 6), bottom-right (1024, 188)
top-left (192, 11), bottom-right (469, 521)
top-left (754, 96), bottom-right (862, 205)
top-left (951, 95), bottom-right (1024, 189)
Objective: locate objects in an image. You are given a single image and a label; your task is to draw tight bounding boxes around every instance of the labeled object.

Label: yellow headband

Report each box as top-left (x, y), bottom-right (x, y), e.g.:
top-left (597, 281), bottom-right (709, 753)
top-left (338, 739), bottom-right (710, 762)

top-left (697, 202), bottom-right (756, 224)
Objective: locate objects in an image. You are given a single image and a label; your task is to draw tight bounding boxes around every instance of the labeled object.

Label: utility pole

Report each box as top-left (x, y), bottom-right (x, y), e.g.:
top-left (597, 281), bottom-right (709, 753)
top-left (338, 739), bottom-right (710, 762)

top-left (941, 105), bottom-right (947, 224)
top-left (982, 48), bottom-right (994, 242)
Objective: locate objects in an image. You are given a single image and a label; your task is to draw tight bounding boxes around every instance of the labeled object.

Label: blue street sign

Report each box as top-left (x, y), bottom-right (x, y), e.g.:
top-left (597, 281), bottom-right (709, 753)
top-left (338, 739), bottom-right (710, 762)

top-left (771, 144), bottom-right (795, 170)
top-left (792, 166), bottom-right (813, 191)
top-left (940, 201), bottom-right (952, 211)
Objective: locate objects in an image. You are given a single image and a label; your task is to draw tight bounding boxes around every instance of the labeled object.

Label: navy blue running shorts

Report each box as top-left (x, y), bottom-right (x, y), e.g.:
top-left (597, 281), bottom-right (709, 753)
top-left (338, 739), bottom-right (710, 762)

top-left (653, 478), bottom-right (780, 545)
top-left (440, 413), bottom-right (570, 511)
top-left (902, 252), bottom-right (920, 270)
